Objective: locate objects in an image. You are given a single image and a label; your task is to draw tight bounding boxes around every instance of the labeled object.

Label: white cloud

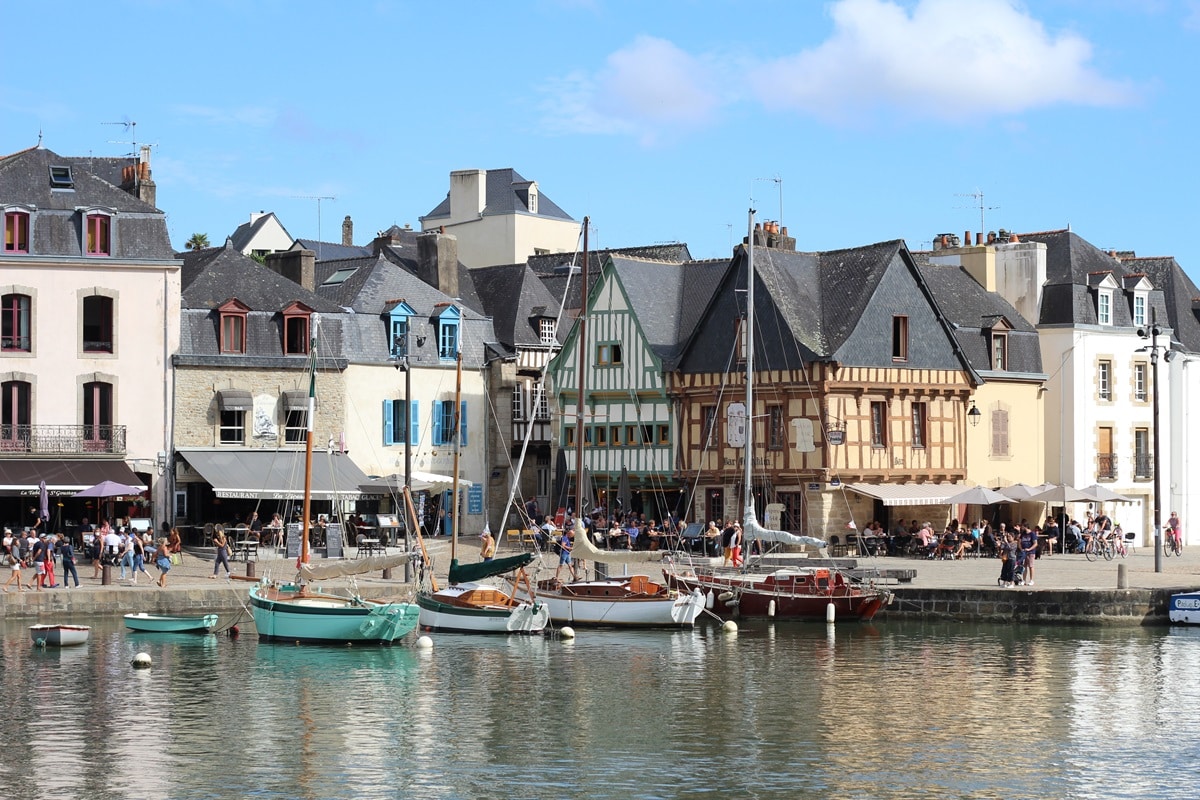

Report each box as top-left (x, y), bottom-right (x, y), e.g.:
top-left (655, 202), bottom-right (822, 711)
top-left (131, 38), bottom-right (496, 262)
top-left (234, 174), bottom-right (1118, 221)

top-left (172, 104), bottom-right (277, 128)
top-left (751, 0), bottom-right (1136, 123)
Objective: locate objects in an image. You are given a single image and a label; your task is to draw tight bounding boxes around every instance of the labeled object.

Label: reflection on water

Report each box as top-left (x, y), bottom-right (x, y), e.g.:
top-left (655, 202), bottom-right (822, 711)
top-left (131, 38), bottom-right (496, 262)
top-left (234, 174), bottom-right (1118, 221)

top-left (2, 618), bottom-right (1199, 799)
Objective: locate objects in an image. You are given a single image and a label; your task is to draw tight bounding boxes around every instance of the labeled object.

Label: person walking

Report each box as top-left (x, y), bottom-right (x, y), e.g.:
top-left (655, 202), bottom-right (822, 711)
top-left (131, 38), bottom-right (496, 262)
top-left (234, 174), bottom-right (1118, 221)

top-left (554, 526), bottom-right (574, 583)
top-left (730, 521), bottom-right (744, 567)
top-left (211, 526), bottom-right (231, 579)
top-left (57, 534), bottom-right (80, 589)
top-left (30, 532), bottom-right (51, 590)
top-left (155, 538), bottom-right (172, 587)
top-left (118, 531), bottom-right (135, 581)
top-left (3, 528), bottom-right (26, 592)
top-left (1019, 524), bottom-right (1039, 586)
top-left (131, 534), bottom-right (153, 585)
top-left (41, 533), bottom-right (59, 588)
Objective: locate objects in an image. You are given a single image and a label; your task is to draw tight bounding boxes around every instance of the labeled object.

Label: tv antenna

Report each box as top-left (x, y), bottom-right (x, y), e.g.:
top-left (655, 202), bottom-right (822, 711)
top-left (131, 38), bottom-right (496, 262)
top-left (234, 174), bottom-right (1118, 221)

top-left (294, 195), bottom-right (336, 260)
top-left (955, 189), bottom-right (999, 236)
top-left (751, 175), bottom-right (784, 229)
top-left (103, 118), bottom-right (137, 150)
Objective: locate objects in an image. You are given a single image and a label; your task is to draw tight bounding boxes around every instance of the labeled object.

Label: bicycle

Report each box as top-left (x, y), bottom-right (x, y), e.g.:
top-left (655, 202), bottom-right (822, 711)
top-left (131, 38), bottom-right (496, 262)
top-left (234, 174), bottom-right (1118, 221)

top-left (1164, 527), bottom-right (1183, 558)
top-left (1083, 535), bottom-right (1115, 563)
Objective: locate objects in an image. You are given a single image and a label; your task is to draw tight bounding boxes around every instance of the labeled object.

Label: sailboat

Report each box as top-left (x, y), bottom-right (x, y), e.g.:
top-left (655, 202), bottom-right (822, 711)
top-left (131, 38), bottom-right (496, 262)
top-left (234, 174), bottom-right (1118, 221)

top-left (662, 211), bottom-right (893, 621)
top-left (518, 216), bottom-right (705, 629)
top-left (415, 337), bottom-right (550, 634)
top-left (249, 315), bottom-right (421, 644)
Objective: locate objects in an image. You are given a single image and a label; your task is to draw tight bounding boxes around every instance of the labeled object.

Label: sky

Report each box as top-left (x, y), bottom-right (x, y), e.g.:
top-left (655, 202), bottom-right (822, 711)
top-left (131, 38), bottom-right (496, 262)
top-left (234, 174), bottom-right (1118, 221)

top-left (5, 0), bottom-right (1200, 282)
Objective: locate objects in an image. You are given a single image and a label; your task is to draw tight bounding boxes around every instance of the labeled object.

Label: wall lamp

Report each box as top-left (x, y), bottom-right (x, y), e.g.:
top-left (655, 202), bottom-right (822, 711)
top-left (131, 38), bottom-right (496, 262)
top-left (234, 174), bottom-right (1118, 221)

top-left (967, 401), bottom-right (982, 427)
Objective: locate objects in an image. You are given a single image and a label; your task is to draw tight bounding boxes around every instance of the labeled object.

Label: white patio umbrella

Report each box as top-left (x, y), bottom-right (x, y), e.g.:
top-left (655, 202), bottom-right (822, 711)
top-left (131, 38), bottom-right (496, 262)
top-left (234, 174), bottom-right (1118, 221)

top-left (998, 483), bottom-right (1040, 501)
top-left (1078, 484), bottom-right (1133, 503)
top-left (944, 486), bottom-right (1016, 506)
top-left (1026, 485), bottom-right (1092, 504)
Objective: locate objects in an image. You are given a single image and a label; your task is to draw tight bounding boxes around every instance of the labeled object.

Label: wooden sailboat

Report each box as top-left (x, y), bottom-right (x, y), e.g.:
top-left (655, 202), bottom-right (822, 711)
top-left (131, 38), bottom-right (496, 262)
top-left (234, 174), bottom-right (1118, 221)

top-left (416, 334), bottom-right (549, 634)
top-left (521, 216), bottom-right (705, 628)
top-left (662, 210), bottom-right (893, 622)
top-left (249, 314), bottom-right (420, 645)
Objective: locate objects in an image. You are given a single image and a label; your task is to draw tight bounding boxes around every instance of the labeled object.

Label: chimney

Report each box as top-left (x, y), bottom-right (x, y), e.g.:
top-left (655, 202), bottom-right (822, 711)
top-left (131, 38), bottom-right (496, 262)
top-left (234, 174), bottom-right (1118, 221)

top-left (416, 232), bottom-right (459, 298)
top-left (371, 227), bottom-right (403, 256)
top-left (265, 249), bottom-right (316, 293)
top-left (448, 169), bottom-right (486, 225)
top-left (342, 216), bottom-right (353, 247)
top-left (124, 144), bottom-right (156, 207)
top-left (976, 232), bottom-right (984, 246)
top-left (776, 225), bottom-right (796, 251)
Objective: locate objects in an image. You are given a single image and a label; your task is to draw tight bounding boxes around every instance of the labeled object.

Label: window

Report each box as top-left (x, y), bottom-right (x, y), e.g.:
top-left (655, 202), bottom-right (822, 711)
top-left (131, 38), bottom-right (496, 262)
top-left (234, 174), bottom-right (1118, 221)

top-left (219, 409), bottom-right (245, 444)
top-left (626, 425), bottom-right (639, 445)
top-left (595, 425), bottom-right (608, 446)
top-left (82, 295), bottom-right (113, 353)
top-left (83, 381), bottom-right (113, 451)
top-left (49, 165), bottom-right (74, 189)
top-left (610, 426), bottom-right (622, 446)
top-left (990, 407), bottom-right (1010, 457)
top-left (539, 318), bottom-right (557, 345)
top-left (1, 293), bottom-right (31, 352)
top-left (991, 333), bottom-right (1007, 370)
top-left (284, 409), bottom-right (307, 444)
top-left (527, 187), bottom-right (538, 214)
top-left (218, 299), bottom-right (248, 354)
top-left (768, 405), bottom-right (784, 450)
top-left (511, 386), bottom-right (525, 422)
top-left (736, 316), bottom-right (748, 363)
top-left (1098, 291), bottom-right (1112, 325)
top-left (706, 488), bottom-right (724, 527)
top-left (565, 425), bottom-right (576, 447)
top-left (911, 403), bottom-right (926, 448)
top-left (702, 405), bottom-right (717, 448)
top-left (657, 424), bottom-right (670, 445)
top-left (1134, 363), bottom-right (1147, 402)
top-left (4, 210), bottom-right (29, 253)
top-left (383, 399), bottom-right (416, 446)
top-left (282, 303), bottom-right (310, 355)
top-left (870, 401), bottom-right (887, 447)
top-left (1, 379), bottom-right (31, 450)
top-left (1097, 426), bottom-right (1115, 480)
top-left (532, 384), bottom-right (549, 420)
top-left (597, 342), bottom-right (623, 365)
top-left (437, 306), bottom-right (461, 360)
top-left (642, 424), bottom-right (653, 446)
top-left (387, 302), bottom-right (415, 358)
top-left (1098, 360), bottom-right (1112, 401)
top-left (1133, 294), bottom-right (1147, 327)
top-left (86, 214), bottom-right (110, 256)
top-left (432, 400), bottom-right (467, 446)
top-left (1134, 428), bottom-right (1151, 478)
top-left (892, 316), bottom-right (908, 361)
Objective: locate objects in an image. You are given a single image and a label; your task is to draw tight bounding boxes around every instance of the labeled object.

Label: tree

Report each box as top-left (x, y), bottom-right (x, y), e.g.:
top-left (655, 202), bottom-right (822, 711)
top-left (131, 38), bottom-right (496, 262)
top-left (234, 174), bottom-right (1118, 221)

top-left (185, 232), bottom-right (210, 251)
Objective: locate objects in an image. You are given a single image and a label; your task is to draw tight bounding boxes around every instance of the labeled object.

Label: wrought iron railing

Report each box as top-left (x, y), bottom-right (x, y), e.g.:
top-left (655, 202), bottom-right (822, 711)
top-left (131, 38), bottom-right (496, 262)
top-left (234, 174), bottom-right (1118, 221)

top-left (0, 424), bottom-right (126, 454)
top-left (1133, 454), bottom-right (1154, 479)
top-left (1096, 453), bottom-right (1117, 481)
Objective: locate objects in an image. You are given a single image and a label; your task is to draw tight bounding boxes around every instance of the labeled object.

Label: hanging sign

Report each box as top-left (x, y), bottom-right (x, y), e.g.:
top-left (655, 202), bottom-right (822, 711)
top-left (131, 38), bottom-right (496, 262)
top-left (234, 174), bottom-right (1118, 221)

top-left (726, 401), bottom-right (746, 448)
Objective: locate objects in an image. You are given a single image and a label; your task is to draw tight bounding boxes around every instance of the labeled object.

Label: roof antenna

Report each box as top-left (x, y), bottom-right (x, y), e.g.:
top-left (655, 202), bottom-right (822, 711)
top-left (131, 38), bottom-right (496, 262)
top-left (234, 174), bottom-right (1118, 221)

top-left (293, 195), bottom-right (336, 261)
top-left (103, 118), bottom-right (148, 157)
top-left (955, 188), bottom-right (1000, 237)
top-left (37, 129), bottom-right (43, 148)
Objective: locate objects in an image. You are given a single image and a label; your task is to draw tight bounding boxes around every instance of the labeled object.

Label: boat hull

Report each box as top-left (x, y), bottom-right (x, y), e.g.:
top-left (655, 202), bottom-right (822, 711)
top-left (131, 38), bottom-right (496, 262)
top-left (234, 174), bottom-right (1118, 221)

top-left (249, 584), bottom-right (420, 644)
top-left (124, 613), bottom-right (219, 634)
top-left (1169, 592), bottom-right (1200, 624)
top-left (417, 589), bottom-right (550, 634)
top-left (30, 625), bottom-right (90, 647)
top-left (666, 568), bottom-right (891, 622)
top-left (534, 583), bottom-right (705, 628)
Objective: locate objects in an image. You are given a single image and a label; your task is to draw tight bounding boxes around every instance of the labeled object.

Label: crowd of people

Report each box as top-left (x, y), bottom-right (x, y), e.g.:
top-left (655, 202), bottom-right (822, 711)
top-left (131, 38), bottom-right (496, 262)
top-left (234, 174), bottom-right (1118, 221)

top-left (3, 518), bottom-right (184, 591)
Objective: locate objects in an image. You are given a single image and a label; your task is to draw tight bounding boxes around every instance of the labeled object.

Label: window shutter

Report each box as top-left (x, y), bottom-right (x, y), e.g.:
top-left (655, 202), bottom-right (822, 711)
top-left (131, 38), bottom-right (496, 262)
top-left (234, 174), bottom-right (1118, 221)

top-left (432, 401), bottom-right (443, 445)
top-left (460, 400), bottom-right (468, 446)
top-left (410, 400), bottom-right (419, 447)
top-left (383, 399), bottom-right (394, 445)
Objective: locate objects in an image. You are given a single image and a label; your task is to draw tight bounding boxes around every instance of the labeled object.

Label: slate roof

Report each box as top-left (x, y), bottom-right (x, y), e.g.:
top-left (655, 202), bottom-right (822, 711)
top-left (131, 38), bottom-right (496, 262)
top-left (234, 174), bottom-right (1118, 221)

top-left (470, 262), bottom-right (564, 349)
top-left (918, 261), bottom-right (1044, 376)
top-left (421, 168), bottom-right (574, 222)
top-left (1121, 256), bottom-right (1200, 354)
top-left (1017, 229), bottom-right (1170, 327)
top-left (534, 243), bottom-right (694, 318)
top-left (229, 212), bottom-right (291, 253)
top-left (0, 146), bottom-right (173, 260)
top-left (294, 238), bottom-right (371, 260)
top-left (179, 242), bottom-right (343, 312)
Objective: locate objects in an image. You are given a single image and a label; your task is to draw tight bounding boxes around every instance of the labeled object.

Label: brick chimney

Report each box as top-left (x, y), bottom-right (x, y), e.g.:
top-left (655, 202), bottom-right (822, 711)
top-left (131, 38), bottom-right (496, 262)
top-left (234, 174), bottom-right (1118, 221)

top-left (265, 249), bottom-right (316, 293)
top-left (342, 216), bottom-right (353, 247)
top-left (120, 145), bottom-right (157, 207)
top-left (371, 227), bottom-right (404, 256)
top-left (416, 232), bottom-right (459, 298)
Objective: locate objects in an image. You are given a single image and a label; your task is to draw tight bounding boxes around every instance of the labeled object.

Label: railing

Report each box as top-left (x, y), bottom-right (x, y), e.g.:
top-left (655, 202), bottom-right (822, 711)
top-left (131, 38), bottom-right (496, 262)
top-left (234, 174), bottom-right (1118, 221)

top-left (1133, 454), bottom-right (1154, 479)
top-left (0, 424), bottom-right (126, 455)
top-left (2, 335), bottom-right (31, 351)
top-left (1096, 453), bottom-right (1117, 481)
top-left (83, 340), bottom-right (114, 353)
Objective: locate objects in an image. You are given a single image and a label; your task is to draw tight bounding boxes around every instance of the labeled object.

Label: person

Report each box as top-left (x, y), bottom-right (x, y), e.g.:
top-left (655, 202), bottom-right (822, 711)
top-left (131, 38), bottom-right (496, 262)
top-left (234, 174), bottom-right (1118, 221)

top-left (524, 497), bottom-right (540, 527)
top-left (1043, 516), bottom-right (1061, 556)
top-left (554, 526), bottom-right (574, 583)
top-left (479, 529), bottom-right (496, 562)
top-left (118, 531), bottom-right (135, 581)
top-left (155, 538), bottom-right (172, 588)
top-left (41, 533), bottom-right (59, 588)
top-left (131, 533), bottom-right (153, 585)
top-left (30, 532), bottom-right (52, 590)
top-left (3, 528), bottom-right (25, 592)
top-left (998, 532), bottom-right (1017, 587)
top-left (721, 520), bottom-right (736, 565)
top-left (1019, 524), bottom-right (1039, 585)
top-left (210, 526), bottom-right (231, 579)
top-left (1168, 512), bottom-right (1183, 551)
top-left (100, 521), bottom-right (120, 575)
top-left (167, 526), bottom-right (182, 557)
top-left (267, 513), bottom-right (284, 548)
top-left (729, 521), bottom-right (744, 567)
top-left (57, 534), bottom-right (79, 589)
top-left (248, 510), bottom-right (263, 541)
top-left (701, 520), bottom-right (721, 556)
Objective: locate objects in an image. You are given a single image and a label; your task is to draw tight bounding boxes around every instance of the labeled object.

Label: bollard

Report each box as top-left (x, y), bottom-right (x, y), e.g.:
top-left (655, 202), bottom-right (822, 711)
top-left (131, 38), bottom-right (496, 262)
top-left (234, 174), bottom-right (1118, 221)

top-left (246, 561), bottom-right (255, 580)
top-left (1117, 562), bottom-right (1128, 589)
top-left (382, 568), bottom-right (393, 580)
top-left (101, 564), bottom-right (112, 586)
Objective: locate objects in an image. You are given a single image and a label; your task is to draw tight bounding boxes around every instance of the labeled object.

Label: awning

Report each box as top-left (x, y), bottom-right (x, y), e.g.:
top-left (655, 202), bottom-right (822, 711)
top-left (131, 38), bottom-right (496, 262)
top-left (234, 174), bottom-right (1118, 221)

top-left (359, 470), bottom-right (474, 496)
top-left (177, 449), bottom-right (372, 500)
top-left (845, 482), bottom-right (966, 506)
top-left (282, 390), bottom-right (309, 412)
top-left (217, 390), bottom-right (253, 412)
top-left (0, 459), bottom-right (144, 497)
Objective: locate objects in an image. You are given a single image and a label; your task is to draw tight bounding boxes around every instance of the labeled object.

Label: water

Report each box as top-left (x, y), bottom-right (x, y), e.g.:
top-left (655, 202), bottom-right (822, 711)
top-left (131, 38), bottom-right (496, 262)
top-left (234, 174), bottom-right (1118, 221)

top-left (4, 618), bottom-right (1200, 799)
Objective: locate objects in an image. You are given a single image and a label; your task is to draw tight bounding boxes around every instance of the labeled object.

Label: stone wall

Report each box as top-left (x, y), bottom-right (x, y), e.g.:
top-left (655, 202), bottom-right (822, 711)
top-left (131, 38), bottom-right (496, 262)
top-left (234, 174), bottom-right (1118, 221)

top-left (881, 586), bottom-right (1180, 625)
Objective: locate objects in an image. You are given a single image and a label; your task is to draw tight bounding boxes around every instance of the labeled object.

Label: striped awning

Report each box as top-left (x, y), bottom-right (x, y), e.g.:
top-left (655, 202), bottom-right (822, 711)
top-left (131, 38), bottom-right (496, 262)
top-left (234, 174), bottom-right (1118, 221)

top-left (845, 482), bottom-right (966, 506)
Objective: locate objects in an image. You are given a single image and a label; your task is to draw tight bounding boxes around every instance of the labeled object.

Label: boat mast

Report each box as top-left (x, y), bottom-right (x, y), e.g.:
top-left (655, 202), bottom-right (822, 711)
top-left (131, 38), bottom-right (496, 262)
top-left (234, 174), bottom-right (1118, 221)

top-left (301, 314), bottom-right (320, 567)
top-left (743, 210), bottom-right (755, 527)
top-left (574, 217), bottom-right (590, 527)
top-left (450, 316), bottom-right (463, 564)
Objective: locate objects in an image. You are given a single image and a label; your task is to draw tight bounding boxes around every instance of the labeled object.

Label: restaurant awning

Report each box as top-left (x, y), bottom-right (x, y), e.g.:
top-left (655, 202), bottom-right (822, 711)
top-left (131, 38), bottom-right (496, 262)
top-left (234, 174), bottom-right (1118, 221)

top-left (177, 449), bottom-right (373, 500)
top-left (359, 470), bottom-right (474, 496)
top-left (281, 390), bottom-right (309, 412)
top-left (217, 390), bottom-right (253, 412)
top-left (845, 482), bottom-right (966, 506)
top-left (0, 459), bottom-right (144, 497)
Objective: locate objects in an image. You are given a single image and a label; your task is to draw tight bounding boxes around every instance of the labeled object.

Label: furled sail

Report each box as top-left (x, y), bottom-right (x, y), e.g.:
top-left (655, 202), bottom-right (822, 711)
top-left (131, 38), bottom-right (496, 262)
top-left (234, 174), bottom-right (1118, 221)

top-left (742, 507), bottom-right (827, 549)
top-left (448, 553), bottom-right (535, 584)
top-left (571, 519), bottom-right (666, 565)
top-left (299, 552), bottom-right (413, 582)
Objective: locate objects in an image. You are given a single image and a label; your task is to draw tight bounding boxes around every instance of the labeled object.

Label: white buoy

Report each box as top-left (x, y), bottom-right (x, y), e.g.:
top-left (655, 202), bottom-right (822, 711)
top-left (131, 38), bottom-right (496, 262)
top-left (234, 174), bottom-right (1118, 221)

top-left (767, 599), bottom-right (776, 617)
top-left (717, 591), bottom-right (734, 602)
top-left (826, 602), bottom-right (836, 624)
top-left (705, 591), bottom-right (714, 610)
top-left (131, 652), bottom-right (152, 669)
top-left (559, 626), bottom-right (576, 640)
top-left (722, 620), bottom-right (738, 634)
top-left (415, 635), bottom-right (434, 649)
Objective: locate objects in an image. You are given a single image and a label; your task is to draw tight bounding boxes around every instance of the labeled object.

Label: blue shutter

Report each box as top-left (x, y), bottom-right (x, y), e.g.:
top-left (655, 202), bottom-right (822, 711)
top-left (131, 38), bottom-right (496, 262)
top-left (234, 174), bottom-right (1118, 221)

top-left (410, 400), bottom-right (419, 447)
top-left (383, 400), bottom-right (394, 445)
top-left (460, 400), bottom-right (468, 446)
top-left (432, 401), bottom-right (443, 445)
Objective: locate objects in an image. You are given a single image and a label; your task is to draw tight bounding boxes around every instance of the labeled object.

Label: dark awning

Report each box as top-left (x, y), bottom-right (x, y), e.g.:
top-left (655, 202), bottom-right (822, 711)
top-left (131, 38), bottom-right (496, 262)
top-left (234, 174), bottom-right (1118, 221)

top-left (217, 390), bottom-right (253, 412)
top-left (178, 449), bottom-right (372, 501)
top-left (282, 390), bottom-right (310, 412)
top-left (0, 459), bottom-right (144, 497)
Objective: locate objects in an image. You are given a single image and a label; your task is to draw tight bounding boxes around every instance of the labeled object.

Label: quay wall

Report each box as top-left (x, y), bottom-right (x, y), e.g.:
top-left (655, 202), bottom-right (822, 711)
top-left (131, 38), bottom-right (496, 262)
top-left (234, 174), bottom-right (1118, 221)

top-left (880, 586), bottom-right (1189, 626)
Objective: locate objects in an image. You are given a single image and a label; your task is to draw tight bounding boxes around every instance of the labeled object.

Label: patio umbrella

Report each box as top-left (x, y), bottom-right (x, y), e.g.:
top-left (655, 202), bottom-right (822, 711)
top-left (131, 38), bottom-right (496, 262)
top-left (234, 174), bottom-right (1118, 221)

top-left (1026, 484), bottom-right (1092, 504)
top-left (616, 466), bottom-right (632, 521)
top-left (73, 480), bottom-right (145, 498)
top-left (553, 449), bottom-right (568, 511)
top-left (944, 486), bottom-right (1016, 506)
top-left (1078, 484), bottom-right (1133, 503)
top-left (998, 483), bottom-right (1039, 501)
top-left (38, 480), bottom-right (49, 523)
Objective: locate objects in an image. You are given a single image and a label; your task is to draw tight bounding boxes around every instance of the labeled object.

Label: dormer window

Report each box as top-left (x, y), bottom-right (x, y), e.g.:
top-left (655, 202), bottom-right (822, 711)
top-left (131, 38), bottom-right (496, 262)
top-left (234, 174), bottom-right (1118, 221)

top-left (282, 302), bottom-right (313, 355)
top-left (1097, 290), bottom-right (1112, 325)
top-left (218, 299), bottom-right (250, 354)
top-left (49, 165), bottom-right (74, 189)
top-left (4, 209), bottom-right (30, 253)
top-left (528, 185), bottom-right (538, 214)
top-left (991, 332), bottom-right (1007, 370)
top-left (86, 213), bottom-right (111, 256)
top-left (434, 304), bottom-right (461, 361)
top-left (538, 317), bottom-right (557, 345)
top-left (386, 301), bottom-right (416, 358)
top-left (1133, 293), bottom-right (1147, 327)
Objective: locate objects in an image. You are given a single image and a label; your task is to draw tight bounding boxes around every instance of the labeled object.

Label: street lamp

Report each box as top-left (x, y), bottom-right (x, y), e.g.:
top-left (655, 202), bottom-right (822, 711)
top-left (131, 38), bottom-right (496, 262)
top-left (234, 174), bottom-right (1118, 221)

top-left (967, 401), bottom-right (981, 427)
top-left (392, 334), bottom-right (414, 581)
top-left (1137, 315), bottom-right (1174, 574)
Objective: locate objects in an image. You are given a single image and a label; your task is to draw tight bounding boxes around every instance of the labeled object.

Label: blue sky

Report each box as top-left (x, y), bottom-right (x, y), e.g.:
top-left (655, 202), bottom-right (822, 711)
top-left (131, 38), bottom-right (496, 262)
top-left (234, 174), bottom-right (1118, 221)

top-left (5, 0), bottom-right (1200, 281)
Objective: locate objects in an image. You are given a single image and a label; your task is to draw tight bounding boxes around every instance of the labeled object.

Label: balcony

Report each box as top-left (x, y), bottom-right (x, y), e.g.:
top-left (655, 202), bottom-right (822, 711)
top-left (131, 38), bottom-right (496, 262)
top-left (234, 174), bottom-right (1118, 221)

top-left (0, 424), bottom-right (127, 455)
top-left (1096, 453), bottom-right (1117, 482)
top-left (1133, 454), bottom-right (1154, 480)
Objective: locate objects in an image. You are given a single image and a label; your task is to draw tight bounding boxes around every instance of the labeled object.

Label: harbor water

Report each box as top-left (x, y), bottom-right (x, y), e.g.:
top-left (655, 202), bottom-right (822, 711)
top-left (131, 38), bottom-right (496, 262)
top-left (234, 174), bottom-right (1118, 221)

top-left (4, 617), bottom-right (1200, 799)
